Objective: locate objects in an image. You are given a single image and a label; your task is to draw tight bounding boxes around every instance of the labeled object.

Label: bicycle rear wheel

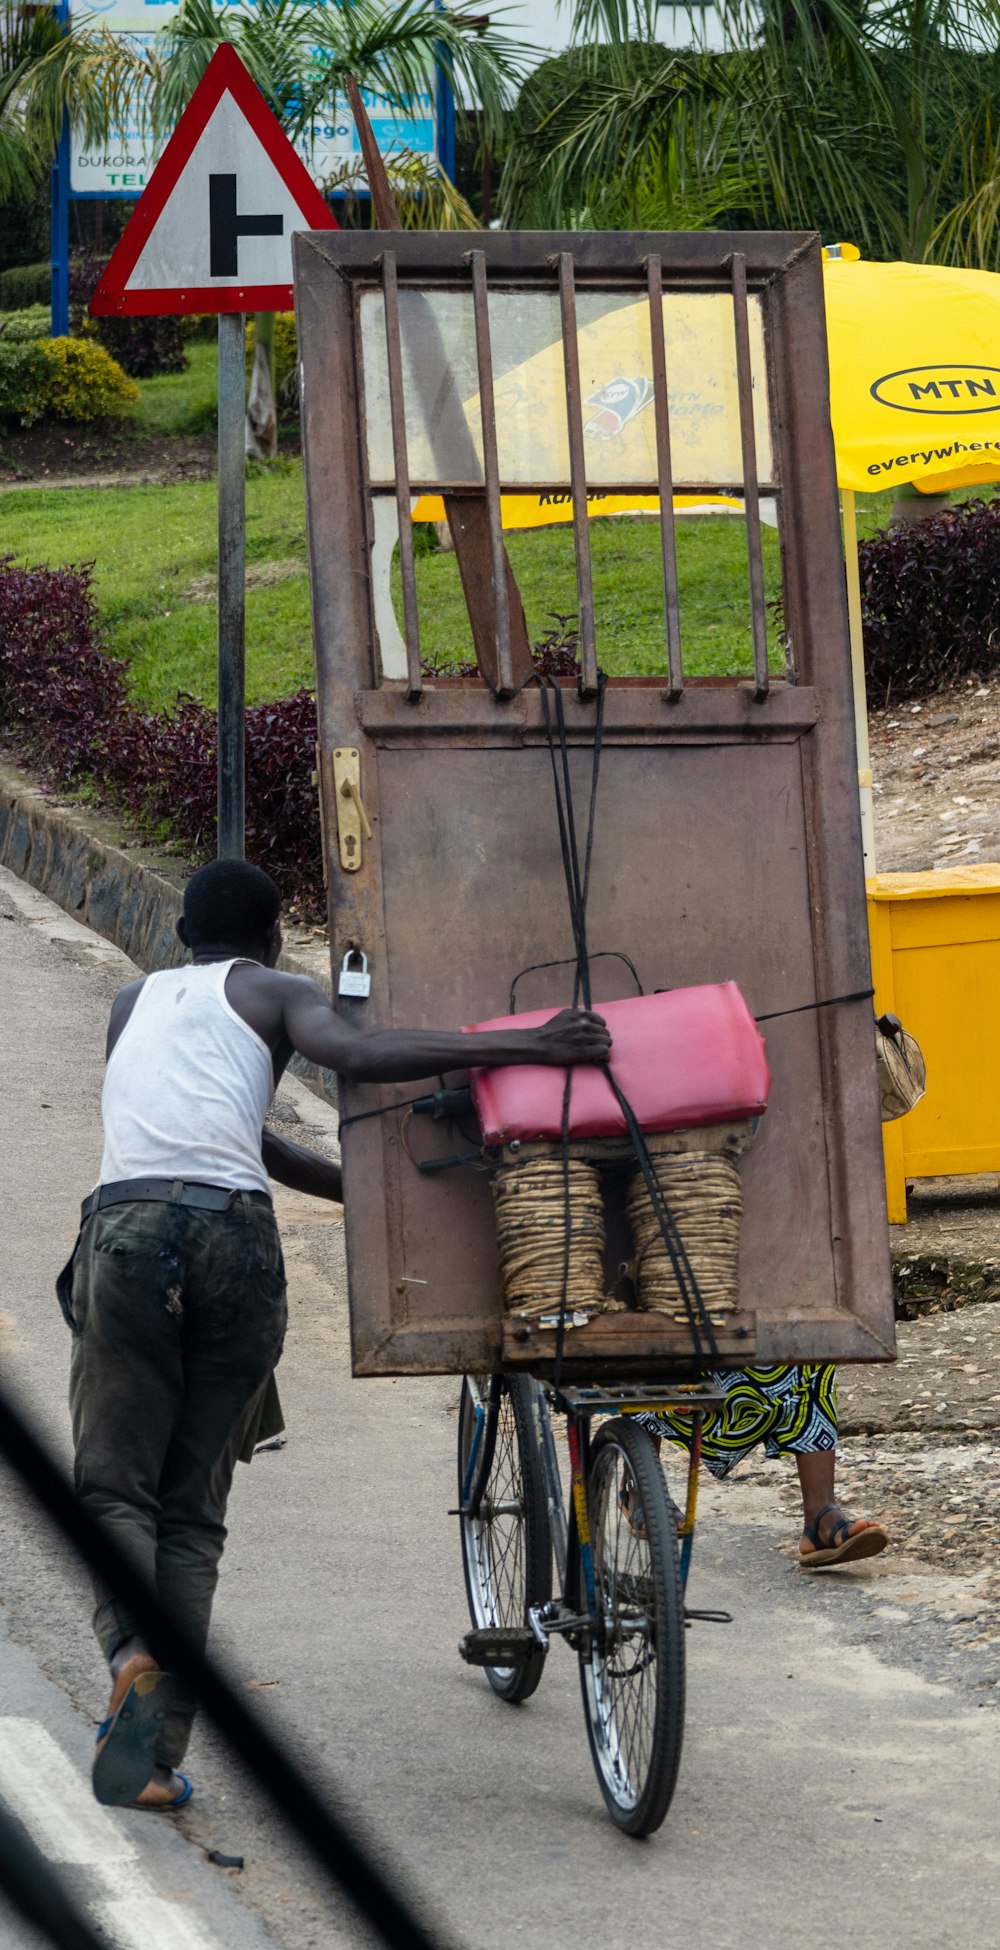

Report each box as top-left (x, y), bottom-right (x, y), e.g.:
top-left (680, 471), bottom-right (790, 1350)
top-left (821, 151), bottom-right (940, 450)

top-left (579, 1417), bottom-right (685, 1836)
top-left (457, 1374), bottom-right (552, 1703)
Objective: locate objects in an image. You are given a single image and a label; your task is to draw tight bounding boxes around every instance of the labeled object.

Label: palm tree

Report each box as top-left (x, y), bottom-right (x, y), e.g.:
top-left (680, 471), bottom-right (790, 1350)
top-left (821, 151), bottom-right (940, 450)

top-left (501, 0), bottom-right (1000, 269)
top-left (150, 0), bottom-right (527, 454)
top-left (1, 1), bottom-right (146, 204)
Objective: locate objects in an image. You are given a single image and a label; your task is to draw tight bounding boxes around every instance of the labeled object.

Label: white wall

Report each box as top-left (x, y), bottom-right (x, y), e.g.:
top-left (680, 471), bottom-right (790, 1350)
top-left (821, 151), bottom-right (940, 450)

top-left (497, 0), bottom-right (728, 65)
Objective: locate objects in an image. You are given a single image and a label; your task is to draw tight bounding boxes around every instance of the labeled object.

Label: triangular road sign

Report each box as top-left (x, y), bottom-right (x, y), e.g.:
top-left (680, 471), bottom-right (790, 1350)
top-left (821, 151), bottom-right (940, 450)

top-left (91, 44), bottom-right (336, 317)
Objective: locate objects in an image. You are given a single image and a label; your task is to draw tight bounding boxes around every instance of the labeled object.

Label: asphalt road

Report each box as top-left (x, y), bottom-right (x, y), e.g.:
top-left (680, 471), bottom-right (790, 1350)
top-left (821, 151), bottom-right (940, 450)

top-left (1, 861), bottom-right (999, 1950)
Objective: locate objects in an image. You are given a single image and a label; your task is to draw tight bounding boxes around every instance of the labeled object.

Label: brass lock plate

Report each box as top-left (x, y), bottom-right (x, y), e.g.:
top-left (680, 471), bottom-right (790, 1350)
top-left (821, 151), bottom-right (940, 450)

top-left (332, 748), bottom-right (372, 873)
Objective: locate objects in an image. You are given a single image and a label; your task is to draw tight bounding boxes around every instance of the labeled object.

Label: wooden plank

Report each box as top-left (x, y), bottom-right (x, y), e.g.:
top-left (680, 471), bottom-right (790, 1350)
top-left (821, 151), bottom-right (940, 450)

top-left (357, 682), bottom-right (819, 740)
top-left (502, 1310), bottom-right (758, 1372)
top-left (299, 228), bottom-right (818, 282)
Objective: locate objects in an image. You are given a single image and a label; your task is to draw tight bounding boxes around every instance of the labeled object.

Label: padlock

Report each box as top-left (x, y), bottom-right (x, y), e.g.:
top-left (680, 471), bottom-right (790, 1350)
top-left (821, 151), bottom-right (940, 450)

top-left (338, 949), bottom-right (372, 999)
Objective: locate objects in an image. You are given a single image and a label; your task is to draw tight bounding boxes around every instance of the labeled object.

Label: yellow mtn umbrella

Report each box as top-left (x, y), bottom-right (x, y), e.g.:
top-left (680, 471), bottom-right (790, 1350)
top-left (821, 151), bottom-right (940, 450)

top-left (824, 254), bottom-right (1000, 493)
top-left (403, 283), bottom-right (771, 529)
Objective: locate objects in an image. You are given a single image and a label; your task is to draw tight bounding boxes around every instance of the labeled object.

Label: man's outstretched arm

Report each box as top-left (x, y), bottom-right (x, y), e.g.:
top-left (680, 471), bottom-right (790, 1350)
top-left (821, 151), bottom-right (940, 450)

top-left (261, 1126), bottom-right (342, 1201)
top-left (279, 979), bottom-right (611, 1083)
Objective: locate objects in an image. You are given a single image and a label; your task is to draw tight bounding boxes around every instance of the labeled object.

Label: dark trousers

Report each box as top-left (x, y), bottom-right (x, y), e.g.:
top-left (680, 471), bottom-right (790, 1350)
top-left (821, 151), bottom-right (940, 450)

top-left (68, 1195), bottom-right (287, 1768)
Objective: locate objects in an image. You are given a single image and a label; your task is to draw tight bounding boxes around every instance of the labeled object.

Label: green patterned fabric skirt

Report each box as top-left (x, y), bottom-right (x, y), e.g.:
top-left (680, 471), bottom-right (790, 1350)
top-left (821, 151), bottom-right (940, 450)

top-left (636, 1364), bottom-right (838, 1480)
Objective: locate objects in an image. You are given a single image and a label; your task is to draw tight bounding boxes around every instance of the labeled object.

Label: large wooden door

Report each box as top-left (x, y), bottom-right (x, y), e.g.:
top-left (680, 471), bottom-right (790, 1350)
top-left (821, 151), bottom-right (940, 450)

top-left (293, 230), bottom-right (894, 1377)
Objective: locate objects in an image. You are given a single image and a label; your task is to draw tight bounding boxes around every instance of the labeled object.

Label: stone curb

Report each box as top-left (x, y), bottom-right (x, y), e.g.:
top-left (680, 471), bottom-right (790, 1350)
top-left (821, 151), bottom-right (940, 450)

top-left (0, 758), bottom-right (337, 1105)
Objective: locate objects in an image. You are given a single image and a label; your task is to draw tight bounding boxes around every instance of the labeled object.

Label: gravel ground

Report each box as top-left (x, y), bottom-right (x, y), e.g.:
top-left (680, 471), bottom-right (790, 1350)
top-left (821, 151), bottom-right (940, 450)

top-left (870, 677), bottom-right (1000, 870)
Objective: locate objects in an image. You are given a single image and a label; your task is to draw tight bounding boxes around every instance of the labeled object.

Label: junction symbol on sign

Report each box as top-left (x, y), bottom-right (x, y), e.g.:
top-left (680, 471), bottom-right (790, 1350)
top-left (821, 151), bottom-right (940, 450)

top-left (91, 42), bottom-right (335, 317)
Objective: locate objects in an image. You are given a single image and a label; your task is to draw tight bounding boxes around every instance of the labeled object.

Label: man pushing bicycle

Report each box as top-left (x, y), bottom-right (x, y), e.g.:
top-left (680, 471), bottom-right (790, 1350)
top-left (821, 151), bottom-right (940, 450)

top-left (61, 857), bottom-right (610, 1811)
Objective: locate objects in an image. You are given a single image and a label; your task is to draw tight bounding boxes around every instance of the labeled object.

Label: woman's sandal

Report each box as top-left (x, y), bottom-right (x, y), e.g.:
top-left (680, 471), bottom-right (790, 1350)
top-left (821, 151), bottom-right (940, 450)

top-left (799, 1502), bottom-right (888, 1570)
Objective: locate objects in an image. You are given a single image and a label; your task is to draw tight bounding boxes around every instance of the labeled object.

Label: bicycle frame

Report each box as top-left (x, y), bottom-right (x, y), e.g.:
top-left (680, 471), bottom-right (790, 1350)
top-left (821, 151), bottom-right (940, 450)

top-left (527, 1380), bottom-right (727, 1649)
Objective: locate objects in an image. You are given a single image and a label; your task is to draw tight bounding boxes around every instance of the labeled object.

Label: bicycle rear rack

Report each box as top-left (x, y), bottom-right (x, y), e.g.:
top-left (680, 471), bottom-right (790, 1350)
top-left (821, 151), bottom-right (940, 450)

top-left (552, 1382), bottom-right (726, 1417)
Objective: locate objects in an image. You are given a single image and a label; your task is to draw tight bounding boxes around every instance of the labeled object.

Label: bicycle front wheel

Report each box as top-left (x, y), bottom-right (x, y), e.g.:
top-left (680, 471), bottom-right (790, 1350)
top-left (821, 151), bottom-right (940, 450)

top-left (579, 1417), bottom-right (685, 1836)
top-left (457, 1374), bottom-right (551, 1704)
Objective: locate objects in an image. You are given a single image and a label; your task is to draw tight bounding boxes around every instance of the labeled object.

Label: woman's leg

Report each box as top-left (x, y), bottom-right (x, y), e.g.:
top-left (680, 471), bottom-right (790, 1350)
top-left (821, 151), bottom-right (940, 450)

top-left (795, 1449), bottom-right (887, 1563)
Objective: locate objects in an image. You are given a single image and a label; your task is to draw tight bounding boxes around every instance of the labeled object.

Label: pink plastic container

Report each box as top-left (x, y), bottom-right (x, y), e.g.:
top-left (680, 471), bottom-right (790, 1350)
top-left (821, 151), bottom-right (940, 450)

top-left (466, 983), bottom-right (772, 1145)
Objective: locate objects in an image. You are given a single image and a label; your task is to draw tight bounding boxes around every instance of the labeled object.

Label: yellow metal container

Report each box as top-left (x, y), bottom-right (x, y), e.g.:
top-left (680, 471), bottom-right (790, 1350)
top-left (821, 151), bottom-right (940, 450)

top-left (866, 864), bottom-right (1000, 1222)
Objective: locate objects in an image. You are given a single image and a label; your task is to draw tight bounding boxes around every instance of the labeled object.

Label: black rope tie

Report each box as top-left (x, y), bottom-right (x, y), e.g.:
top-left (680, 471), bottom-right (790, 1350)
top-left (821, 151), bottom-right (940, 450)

top-left (755, 988), bottom-right (874, 1024)
top-left (537, 673), bottom-right (719, 1377)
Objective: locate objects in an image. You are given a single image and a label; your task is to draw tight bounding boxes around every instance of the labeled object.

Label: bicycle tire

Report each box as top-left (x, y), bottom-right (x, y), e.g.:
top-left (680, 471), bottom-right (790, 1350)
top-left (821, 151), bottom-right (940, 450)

top-left (457, 1373), bottom-right (552, 1704)
top-left (579, 1417), bottom-right (685, 1836)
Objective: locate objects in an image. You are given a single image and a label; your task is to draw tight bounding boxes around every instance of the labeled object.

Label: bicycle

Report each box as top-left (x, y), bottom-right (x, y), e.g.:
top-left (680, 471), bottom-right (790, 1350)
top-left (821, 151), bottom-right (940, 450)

top-left (455, 1372), bottom-right (729, 1838)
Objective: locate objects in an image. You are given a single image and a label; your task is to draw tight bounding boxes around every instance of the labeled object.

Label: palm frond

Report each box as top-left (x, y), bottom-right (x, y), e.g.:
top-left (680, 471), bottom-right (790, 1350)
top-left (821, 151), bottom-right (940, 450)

top-left (932, 104), bottom-right (1000, 270)
top-left (325, 147), bottom-right (480, 228)
top-left (154, 0), bottom-right (529, 150)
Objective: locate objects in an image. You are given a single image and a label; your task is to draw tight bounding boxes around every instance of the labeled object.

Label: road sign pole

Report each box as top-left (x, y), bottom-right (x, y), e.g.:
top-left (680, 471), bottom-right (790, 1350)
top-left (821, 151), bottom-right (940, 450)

top-left (50, 111), bottom-right (70, 338)
top-left (217, 311), bottom-right (246, 860)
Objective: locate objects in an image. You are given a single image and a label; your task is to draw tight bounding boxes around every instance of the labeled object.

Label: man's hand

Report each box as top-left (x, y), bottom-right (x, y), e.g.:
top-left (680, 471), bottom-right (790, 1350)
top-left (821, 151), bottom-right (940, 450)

top-left (529, 1008), bottom-right (611, 1067)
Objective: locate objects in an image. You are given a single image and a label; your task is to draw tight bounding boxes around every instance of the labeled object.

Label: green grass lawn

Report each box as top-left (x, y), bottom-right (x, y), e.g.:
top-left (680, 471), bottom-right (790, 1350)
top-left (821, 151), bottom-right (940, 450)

top-left (1, 466), bottom-right (312, 708)
top-left (401, 489), bottom-right (905, 677)
top-left (411, 514), bottom-right (787, 678)
top-left (131, 339), bottom-right (220, 439)
top-left (0, 372), bottom-right (907, 714)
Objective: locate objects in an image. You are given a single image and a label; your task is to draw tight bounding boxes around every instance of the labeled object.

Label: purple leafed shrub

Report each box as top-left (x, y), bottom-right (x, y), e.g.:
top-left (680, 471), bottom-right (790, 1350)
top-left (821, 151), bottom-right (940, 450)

top-left (0, 558), bottom-right (133, 778)
top-left (859, 498), bottom-right (1000, 701)
top-left (0, 557), bottom-right (325, 915)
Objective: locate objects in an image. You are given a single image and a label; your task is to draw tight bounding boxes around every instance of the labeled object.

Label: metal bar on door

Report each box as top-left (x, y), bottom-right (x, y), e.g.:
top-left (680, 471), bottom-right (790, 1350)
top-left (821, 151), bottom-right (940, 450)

top-left (217, 310), bottom-right (246, 857)
top-left (558, 252), bottom-right (598, 696)
top-left (731, 252), bottom-right (769, 700)
top-left (646, 254), bottom-right (683, 701)
top-left (381, 251), bottom-right (423, 699)
top-left (469, 250), bottom-right (514, 697)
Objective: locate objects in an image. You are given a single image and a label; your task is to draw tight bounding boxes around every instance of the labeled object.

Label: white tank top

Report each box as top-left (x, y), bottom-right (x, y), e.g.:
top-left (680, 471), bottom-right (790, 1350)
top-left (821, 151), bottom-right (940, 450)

top-left (99, 960), bottom-right (274, 1195)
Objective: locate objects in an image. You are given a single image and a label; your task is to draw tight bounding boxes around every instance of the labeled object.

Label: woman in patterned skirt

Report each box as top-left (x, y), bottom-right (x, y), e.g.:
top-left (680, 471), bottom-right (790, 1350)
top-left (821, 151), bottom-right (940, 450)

top-left (636, 1363), bottom-right (888, 1568)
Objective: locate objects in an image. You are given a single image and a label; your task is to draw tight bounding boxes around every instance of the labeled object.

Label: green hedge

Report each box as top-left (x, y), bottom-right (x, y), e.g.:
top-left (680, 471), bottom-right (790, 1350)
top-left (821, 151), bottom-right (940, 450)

top-left (0, 261), bottom-right (49, 310)
top-left (0, 304), bottom-right (50, 342)
top-left (0, 336), bottom-right (139, 424)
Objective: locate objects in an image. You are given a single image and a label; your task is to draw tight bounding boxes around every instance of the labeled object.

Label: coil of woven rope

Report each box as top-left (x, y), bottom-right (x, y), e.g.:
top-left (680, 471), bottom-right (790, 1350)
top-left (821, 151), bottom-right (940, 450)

top-left (492, 1151), bottom-right (606, 1319)
top-left (627, 1150), bottom-right (742, 1324)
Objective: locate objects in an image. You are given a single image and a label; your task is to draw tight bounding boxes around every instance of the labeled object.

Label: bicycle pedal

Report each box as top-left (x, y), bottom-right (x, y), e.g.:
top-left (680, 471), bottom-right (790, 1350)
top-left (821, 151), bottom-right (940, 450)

top-left (458, 1627), bottom-right (537, 1668)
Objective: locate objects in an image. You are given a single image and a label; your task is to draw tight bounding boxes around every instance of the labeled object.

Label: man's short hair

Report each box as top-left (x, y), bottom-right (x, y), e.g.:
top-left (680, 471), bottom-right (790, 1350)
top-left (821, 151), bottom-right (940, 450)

top-left (183, 860), bottom-right (281, 952)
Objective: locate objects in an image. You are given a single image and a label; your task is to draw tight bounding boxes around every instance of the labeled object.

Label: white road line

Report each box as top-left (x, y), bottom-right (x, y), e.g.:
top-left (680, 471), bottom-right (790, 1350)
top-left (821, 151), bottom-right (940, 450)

top-left (0, 1718), bottom-right (133, 1865)
top-left (0, 1718), bottom-right (224, 1950)
top-left (94, 1896), bottom-right (227, 1950)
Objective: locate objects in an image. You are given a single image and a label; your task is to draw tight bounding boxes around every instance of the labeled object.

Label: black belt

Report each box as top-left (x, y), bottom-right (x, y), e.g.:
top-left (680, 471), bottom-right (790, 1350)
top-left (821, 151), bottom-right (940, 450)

top-left (81, 1178), bottom-right (272, 1223)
